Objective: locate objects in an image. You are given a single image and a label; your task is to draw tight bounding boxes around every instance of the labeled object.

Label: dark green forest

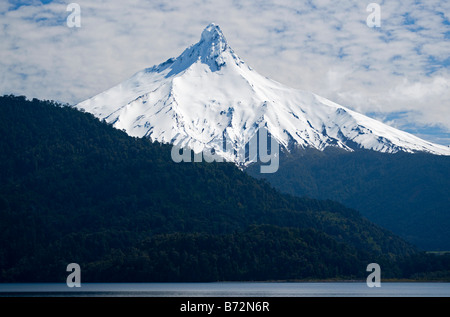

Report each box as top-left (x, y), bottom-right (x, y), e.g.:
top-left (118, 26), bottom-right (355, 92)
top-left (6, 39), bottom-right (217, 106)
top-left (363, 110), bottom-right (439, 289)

top-left (0, 95), bottom-right (449, 282)
top-left (247, 145), bottom-right (450, 251)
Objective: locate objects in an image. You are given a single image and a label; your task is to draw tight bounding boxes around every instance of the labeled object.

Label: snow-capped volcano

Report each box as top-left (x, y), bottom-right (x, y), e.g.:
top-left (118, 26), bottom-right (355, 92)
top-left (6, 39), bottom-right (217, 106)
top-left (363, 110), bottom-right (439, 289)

top-left (76, 23), bottom-right (450, 164)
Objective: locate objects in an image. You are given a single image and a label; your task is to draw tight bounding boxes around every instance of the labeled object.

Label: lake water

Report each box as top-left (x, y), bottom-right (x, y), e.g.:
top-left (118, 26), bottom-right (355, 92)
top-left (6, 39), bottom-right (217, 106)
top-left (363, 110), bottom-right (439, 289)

top-left (1, 282), bottom-right (449, 297)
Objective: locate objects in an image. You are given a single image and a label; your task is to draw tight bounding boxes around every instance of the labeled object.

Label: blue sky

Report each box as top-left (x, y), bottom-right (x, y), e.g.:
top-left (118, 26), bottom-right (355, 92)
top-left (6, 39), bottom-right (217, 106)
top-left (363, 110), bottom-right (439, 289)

top-left (1, 0), bottom-right (449, 145)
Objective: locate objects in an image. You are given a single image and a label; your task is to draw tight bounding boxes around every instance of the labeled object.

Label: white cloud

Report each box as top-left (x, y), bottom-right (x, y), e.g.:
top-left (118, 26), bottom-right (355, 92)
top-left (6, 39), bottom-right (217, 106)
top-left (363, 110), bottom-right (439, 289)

top-left (0, 0), bottom-right (449, 144)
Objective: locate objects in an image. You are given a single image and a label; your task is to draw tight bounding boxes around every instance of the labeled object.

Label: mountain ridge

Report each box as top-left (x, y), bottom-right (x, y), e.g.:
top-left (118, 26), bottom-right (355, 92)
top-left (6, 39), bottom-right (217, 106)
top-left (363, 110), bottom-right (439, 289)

top-left (4, 94), bottom-right (442, 282)
top-left (246, 146), bottom-right (450, 250)
top-left (76, 23), bottom-right (450, 164)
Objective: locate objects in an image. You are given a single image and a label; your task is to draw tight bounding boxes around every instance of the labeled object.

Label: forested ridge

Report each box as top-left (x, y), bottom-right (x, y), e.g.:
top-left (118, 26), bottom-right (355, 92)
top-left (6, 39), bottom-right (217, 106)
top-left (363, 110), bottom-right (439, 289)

top-left (0, 95), bottom-right (449, 282)
top-left (247, 141), bottom-right (450, 251)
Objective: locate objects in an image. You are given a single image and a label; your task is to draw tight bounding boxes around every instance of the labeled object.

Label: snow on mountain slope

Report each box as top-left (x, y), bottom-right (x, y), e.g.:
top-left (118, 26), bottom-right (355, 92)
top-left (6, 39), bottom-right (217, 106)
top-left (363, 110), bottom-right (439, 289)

top-left (76, 23), bottom-right (450, 164)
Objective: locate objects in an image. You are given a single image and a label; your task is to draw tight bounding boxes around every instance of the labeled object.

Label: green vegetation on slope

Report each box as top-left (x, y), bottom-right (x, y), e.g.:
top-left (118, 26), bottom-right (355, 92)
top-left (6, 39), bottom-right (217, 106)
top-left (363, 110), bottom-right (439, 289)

top-left (247, 146), bottom-right (450, 251)
top-left (0, 95), bottom-right (448, 282)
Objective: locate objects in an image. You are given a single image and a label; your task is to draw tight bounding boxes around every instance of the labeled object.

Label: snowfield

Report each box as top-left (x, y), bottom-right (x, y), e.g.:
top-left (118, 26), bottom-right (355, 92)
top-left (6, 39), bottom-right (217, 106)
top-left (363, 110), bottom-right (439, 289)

top-left (76, 23), bottom-right (450, 165)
